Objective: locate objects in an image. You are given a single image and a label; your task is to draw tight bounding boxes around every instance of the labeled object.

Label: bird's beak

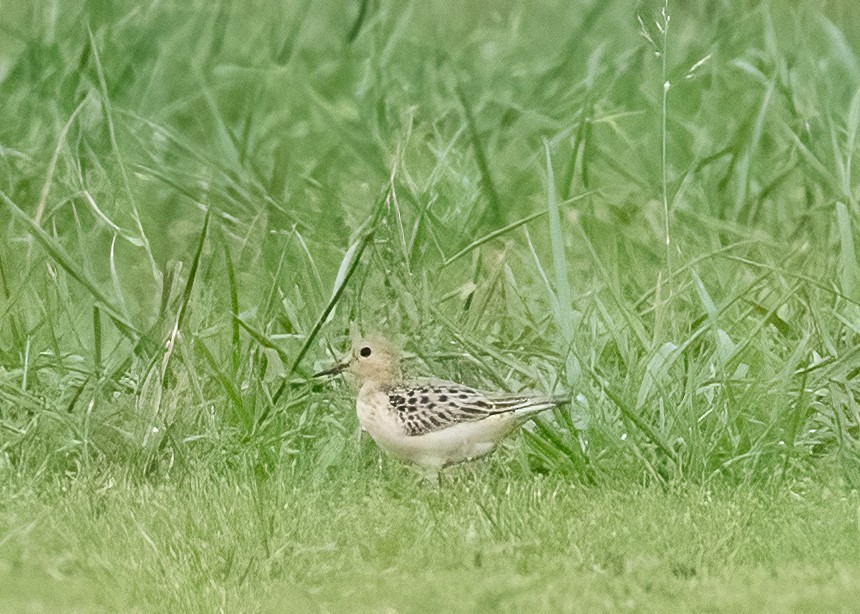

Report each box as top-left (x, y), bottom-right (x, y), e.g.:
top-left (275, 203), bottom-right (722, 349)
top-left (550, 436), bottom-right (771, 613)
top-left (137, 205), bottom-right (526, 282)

top-left (313, 361), bottom-right (349, 378)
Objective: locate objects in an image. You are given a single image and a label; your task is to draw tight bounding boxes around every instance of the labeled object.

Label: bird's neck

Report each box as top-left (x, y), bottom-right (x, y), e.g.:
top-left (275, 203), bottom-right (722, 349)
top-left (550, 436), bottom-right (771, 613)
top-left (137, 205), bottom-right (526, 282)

top-left (361, 376), bottom-right (399, 392)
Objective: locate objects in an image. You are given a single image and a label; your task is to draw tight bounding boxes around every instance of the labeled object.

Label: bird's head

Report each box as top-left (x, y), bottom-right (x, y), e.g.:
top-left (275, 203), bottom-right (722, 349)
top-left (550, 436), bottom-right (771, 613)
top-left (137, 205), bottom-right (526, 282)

top-left (314, 333), bottom-right (401, 385)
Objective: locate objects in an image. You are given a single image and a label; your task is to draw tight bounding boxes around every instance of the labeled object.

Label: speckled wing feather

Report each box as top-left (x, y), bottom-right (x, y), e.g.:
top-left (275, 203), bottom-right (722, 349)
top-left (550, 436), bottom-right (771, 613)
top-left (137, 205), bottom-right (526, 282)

top-left (386, 380), bottom-right (568, 437)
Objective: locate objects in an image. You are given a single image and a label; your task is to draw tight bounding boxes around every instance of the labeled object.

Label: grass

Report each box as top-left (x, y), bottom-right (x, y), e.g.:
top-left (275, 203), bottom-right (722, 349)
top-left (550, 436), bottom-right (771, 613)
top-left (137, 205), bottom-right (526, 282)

top-left (2, 0), bottom-right (860, 610)
top-left (3, 468), bottom-right (860, 613)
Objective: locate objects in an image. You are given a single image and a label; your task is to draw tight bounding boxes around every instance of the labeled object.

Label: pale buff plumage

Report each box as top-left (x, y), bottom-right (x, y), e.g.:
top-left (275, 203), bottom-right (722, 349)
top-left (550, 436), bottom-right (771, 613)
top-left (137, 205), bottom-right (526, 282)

top-left (315, 334), bottom-right (569, 470)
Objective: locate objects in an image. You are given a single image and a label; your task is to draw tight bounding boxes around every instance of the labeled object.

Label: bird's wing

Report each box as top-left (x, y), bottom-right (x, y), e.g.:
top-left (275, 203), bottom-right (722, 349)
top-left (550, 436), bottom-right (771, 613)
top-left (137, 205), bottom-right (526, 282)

top-left (387, 380), bottom-right (568, 437)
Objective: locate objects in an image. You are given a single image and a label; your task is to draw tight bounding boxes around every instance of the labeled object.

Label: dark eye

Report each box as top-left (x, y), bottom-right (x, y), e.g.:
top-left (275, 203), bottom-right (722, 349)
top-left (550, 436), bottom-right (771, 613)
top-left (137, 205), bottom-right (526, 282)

top-left (359, 346), bottom-right (372, 358)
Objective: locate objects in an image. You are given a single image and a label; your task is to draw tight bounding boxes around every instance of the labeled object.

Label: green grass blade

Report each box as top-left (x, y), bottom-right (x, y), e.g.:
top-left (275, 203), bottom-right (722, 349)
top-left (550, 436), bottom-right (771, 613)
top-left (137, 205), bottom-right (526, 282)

top-left (92, 305), bottom-right (102, 377)
top-left (457, 83), bottom-right (503, 230)
top-left (1, 190), bottom-right (141, 341)
top-left (176, 209), bottom-right (211, 331)
top-left (223, 241), bottom-right (242, 374)
top-left (235, 316), bottom-right (291, 365)
top-left (836, 202), bottom-right (858, 301)
top-left (544, 140), bottom-right (580, 384)
top-left (197, 337), bottom-right (244, 414)
top-left (275, 198), bottom-right (386, 402)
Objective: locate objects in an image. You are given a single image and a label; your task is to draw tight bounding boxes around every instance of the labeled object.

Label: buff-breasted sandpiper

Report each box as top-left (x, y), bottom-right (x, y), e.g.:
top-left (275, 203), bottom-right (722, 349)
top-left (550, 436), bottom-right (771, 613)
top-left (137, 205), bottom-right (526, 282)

top-left (314, 334), bottom-right (569, 471)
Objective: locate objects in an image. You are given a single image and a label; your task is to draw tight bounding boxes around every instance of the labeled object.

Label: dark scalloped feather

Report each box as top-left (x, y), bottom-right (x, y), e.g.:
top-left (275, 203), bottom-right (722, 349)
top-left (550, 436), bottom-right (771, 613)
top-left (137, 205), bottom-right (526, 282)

top-left (387, 381), bottom-right (568, 437)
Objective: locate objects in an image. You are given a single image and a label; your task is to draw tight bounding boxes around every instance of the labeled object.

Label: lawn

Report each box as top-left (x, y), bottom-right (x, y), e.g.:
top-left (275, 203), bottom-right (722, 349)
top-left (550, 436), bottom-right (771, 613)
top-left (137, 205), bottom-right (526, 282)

top-left (2, 0), bottom-right (860, 611)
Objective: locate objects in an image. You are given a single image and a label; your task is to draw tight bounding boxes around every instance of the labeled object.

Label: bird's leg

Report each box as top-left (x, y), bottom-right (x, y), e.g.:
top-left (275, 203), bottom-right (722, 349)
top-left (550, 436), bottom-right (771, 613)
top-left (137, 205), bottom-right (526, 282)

top-left (413, 465), bottom-right (441, 487)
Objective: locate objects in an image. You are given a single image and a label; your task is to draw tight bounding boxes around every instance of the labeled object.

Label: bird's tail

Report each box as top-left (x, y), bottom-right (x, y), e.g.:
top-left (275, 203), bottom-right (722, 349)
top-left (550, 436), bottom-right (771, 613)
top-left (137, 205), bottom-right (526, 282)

top-left (491, 393), bottom-right (570, 416)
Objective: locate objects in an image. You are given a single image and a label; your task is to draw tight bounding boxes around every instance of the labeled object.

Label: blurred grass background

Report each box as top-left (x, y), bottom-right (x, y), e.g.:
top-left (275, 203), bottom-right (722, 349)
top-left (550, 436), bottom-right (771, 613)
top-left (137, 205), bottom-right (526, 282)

top-left (2, 0), bottom-right (860, 610)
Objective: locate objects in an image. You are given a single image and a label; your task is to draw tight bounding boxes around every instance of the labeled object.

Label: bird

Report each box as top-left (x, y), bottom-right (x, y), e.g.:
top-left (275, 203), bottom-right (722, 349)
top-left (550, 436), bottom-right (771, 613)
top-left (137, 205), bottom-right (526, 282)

top-left (314, 333), bottom-right (569, 472)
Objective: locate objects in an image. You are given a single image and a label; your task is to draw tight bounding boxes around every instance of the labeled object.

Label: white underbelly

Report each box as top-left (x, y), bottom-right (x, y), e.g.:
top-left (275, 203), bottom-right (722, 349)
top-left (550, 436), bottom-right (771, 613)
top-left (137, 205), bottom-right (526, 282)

top-left (364, 413), bottom-right (518, 468)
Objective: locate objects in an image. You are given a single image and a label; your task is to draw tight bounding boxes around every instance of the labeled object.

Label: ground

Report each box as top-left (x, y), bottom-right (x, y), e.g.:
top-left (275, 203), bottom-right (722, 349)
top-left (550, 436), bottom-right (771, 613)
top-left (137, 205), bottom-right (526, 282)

top-left (3, 465), bottom-right (860, 612)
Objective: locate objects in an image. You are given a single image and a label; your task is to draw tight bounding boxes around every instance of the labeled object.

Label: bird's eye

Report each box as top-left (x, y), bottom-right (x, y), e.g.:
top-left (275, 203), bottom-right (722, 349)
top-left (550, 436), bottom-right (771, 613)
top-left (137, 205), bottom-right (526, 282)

top-left (359, 346), bottom-right (372, 358)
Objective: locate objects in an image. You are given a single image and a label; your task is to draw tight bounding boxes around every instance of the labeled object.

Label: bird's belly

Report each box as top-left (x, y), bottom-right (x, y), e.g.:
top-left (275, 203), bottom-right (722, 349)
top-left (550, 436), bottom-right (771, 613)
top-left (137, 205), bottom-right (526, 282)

top-left (372, 415), bottom-right (517, 468)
